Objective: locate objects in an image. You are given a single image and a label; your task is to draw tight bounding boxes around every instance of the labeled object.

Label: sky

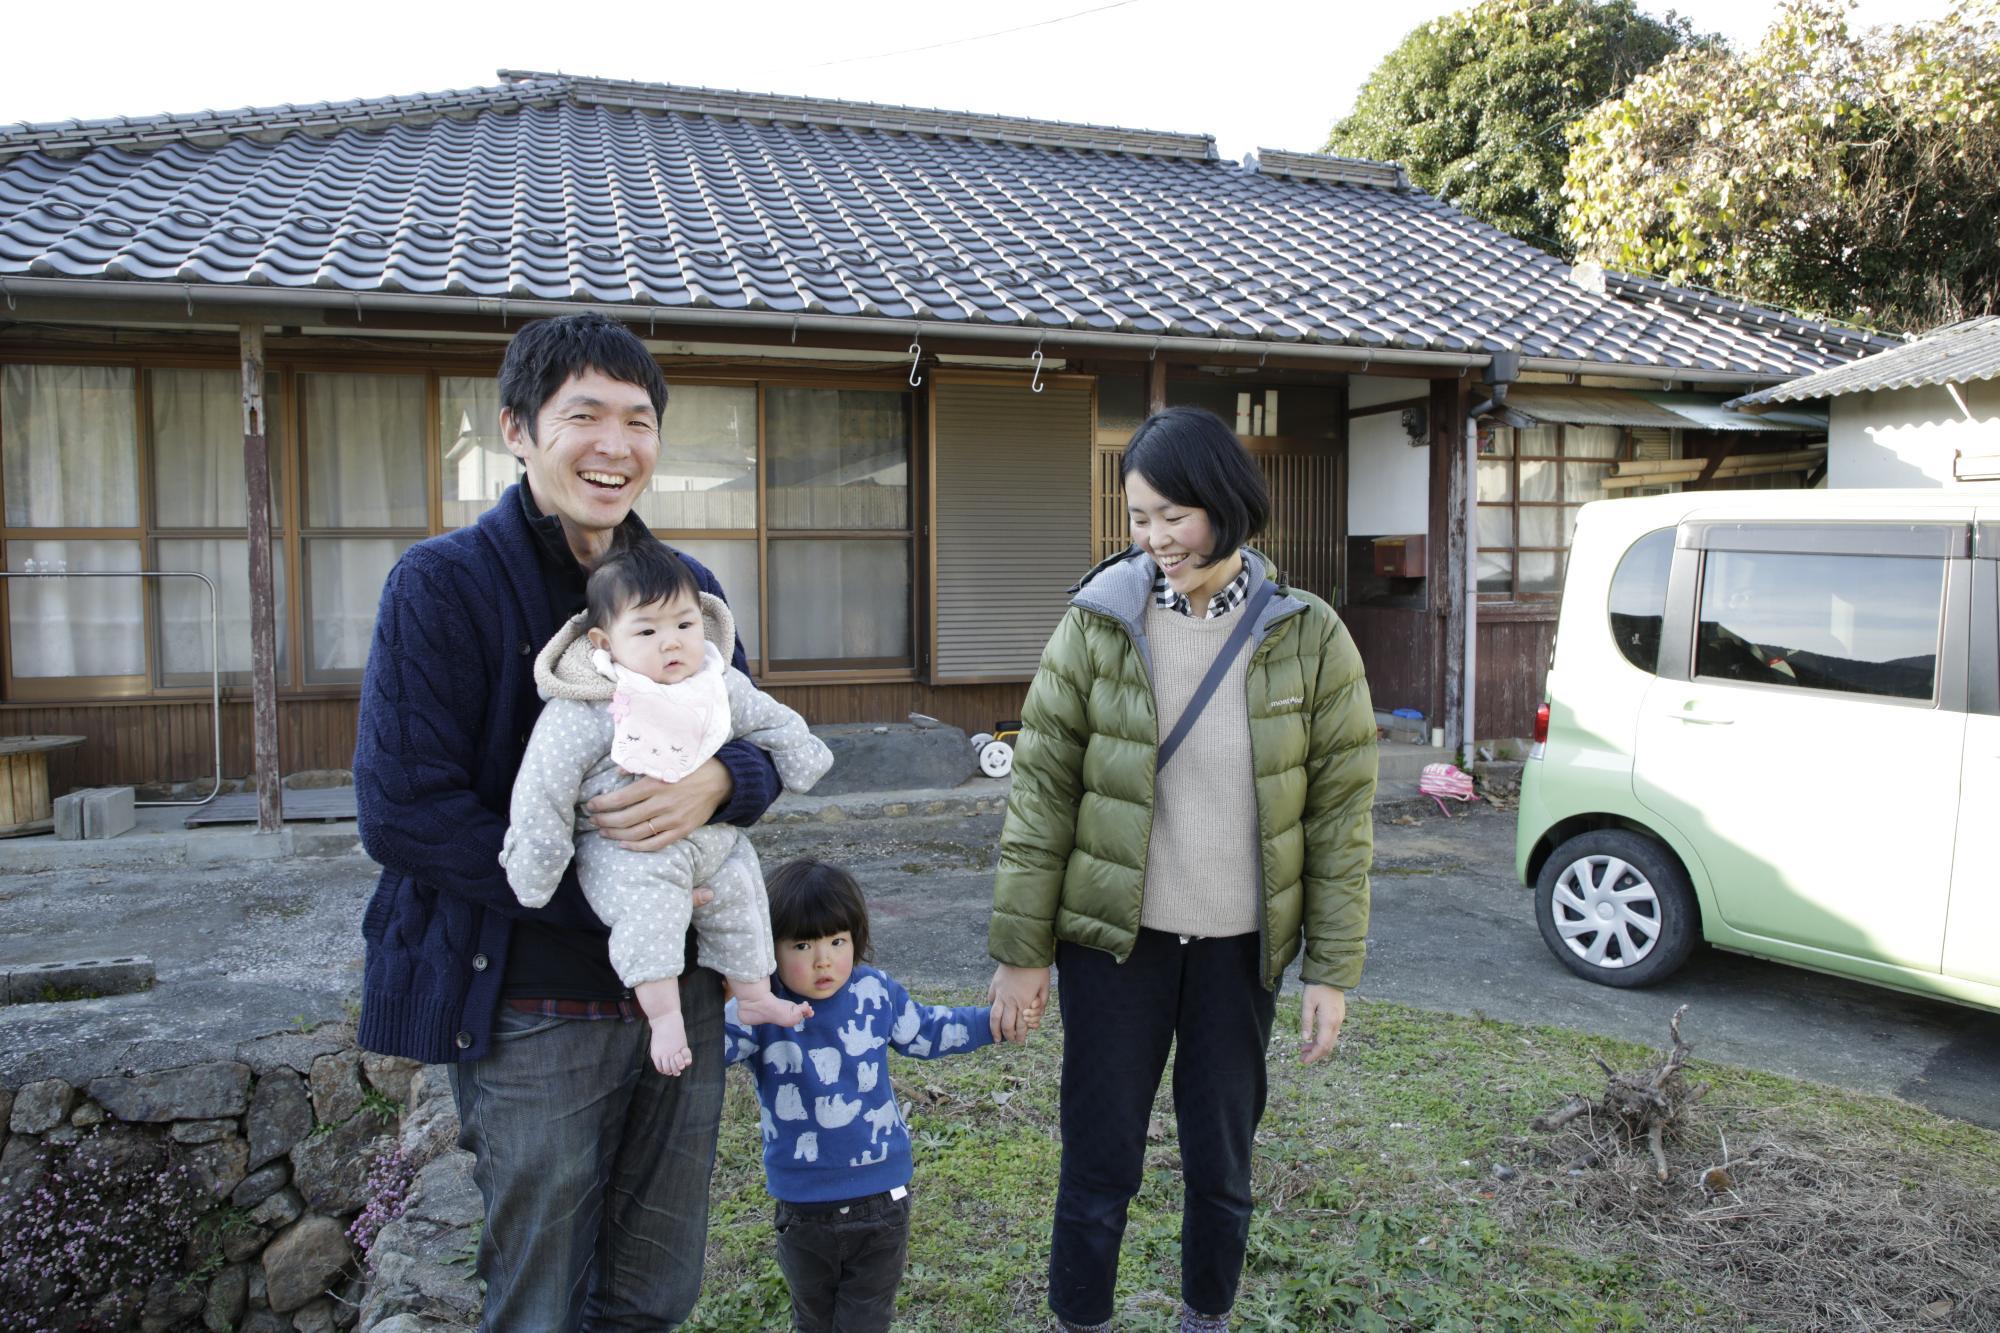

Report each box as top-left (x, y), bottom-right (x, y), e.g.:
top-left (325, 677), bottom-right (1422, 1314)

top-left (2, 0), bottom-right (1957, 163)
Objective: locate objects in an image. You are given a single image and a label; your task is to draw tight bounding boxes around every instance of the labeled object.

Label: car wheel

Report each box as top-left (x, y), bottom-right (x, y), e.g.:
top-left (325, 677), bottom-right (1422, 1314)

top-left (1534, 829), bottom-right (1697, 988)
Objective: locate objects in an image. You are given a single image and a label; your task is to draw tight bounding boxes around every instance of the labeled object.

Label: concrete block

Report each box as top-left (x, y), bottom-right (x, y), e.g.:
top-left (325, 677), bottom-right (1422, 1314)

top-left (52, 789), bottom-right (89, 840)
top-left (3, 955), bottom-right (154, 1003)
top-left (81, 786), bottom-right (136, 839)
top-left (810, 723), bottom-right (975, 795)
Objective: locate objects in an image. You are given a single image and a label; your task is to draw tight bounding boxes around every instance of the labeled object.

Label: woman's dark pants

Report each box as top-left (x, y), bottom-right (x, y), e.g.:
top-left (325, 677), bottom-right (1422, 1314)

top-left (1049, 929), bottom-right (1277, 1326)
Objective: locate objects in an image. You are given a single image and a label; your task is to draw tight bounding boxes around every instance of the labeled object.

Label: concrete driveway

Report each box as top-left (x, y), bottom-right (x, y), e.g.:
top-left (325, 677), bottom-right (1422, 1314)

top-left (2, 803), bottom-right (1993, 1129)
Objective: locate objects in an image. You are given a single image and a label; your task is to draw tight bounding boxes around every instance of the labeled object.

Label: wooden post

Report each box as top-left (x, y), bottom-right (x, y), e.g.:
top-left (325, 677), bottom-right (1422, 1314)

top-left (1146, 357), bottom-right (1167, 416)
top-left (1429, 377), bottom-right (1468, 754)
top-left (241, 323), bottom-right (283, 834)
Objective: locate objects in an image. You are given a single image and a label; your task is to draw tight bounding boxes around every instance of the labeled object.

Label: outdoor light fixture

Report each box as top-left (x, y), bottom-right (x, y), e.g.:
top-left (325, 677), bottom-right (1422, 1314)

top-left (1401, 404), bottom-right (1428, 444)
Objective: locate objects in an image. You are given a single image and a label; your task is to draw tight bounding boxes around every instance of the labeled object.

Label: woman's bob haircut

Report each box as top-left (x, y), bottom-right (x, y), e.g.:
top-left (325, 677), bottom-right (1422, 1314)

top-left (1120, 406), bottom-right (1270, 568)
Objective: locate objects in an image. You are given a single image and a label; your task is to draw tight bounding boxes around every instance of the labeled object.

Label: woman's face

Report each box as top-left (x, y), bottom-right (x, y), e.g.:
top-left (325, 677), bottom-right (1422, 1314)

top-left (1126, 470), bottom-right (1239, 609)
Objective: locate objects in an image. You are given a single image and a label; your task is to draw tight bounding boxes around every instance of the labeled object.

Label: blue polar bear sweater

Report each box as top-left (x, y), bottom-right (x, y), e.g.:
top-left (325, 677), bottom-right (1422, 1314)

top-left (724, 964), bottom-right (994, 1203)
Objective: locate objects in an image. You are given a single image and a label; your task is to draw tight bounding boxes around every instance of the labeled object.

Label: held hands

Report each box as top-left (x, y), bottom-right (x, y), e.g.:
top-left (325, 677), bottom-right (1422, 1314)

top-left (1299, 983), bottom-right (1347, 1065)
top-left (987, 963), bottom-right (1049, 1045)
top-left (588, 757), bottom-right (734, 851)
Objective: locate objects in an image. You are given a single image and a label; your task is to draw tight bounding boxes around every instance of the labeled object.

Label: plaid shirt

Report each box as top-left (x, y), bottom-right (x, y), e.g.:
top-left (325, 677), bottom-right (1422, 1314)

top-left (1153, 559), bottom-right (1252, 620)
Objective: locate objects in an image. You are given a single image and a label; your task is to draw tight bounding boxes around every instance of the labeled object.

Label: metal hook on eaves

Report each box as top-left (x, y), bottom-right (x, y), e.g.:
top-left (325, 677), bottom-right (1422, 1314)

top-left (1030, 334), bottom-right (1046, 394)
top-left (907, 337), bottom-right (925, 388)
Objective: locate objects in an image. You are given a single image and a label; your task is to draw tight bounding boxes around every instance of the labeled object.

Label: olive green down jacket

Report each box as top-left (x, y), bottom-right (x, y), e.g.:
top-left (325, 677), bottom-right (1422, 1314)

top-left (989, 548), bottom-right (1377, 990)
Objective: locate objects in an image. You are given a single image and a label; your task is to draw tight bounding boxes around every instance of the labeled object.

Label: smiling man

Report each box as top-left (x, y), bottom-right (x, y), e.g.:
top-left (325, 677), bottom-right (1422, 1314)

top-left (354, 313), bottom-right (780, 1330)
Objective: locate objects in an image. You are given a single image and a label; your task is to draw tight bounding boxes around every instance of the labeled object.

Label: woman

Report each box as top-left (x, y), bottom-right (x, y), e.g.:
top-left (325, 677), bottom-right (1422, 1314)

top-left (988, 405), bottom-right (1377, 1332)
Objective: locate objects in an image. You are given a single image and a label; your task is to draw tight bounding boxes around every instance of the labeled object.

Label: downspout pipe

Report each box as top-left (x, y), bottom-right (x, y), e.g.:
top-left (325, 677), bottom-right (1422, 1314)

top-left (1461, 349), bottom-right (1525, 759)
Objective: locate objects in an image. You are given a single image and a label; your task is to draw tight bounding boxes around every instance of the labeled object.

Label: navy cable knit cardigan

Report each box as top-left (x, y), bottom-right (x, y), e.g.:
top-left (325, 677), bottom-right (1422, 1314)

top-left (354, 483), bottom-right (779, 1063)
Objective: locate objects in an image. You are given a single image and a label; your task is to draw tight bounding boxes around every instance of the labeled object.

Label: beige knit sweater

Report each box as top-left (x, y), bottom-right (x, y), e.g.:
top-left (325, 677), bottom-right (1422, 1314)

top-left (1139, 601), bottom-right (1260, 938)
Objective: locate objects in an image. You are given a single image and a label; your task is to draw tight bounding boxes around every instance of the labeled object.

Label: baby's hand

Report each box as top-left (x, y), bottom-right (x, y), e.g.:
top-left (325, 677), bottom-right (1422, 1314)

top-left (649, 1012), bottom-right (692, 1077)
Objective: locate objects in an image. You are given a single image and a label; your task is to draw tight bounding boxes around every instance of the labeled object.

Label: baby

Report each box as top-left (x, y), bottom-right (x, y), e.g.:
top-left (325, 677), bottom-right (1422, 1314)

top-left (501, 539), bottom-right (833, 1074)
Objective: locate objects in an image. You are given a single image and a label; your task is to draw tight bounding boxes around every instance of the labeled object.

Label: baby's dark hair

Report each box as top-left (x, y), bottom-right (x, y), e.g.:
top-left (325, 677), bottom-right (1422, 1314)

top-left (765, 859), bottom-right (873, 962)
top-left (583, 539), bottom-right (700, 632)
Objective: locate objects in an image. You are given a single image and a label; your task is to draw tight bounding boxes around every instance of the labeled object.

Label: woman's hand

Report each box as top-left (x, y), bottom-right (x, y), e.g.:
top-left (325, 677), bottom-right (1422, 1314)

top-left (988, 964), bottom-right (1050, 1045)
top-left (587, 759), bottom-right (734, 850)
top-left (1299, 983), bottom-right (1347, 1065)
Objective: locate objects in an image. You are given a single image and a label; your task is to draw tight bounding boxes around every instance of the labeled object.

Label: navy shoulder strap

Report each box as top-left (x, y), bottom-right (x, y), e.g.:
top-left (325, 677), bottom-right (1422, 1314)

top-left (1155, 579), bottom-right (1277, 774)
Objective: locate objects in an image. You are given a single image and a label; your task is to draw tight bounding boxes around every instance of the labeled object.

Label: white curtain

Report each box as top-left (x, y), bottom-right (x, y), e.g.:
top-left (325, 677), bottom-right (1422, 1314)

top-left (2, 364), bottom-right (138, 527)
top-left (439, 377), bottom-right (514, 528)
top-left (769, 539), bottom-right (908, 663)
top-left (642, 385), bottom-right (757, 531)
top-left (307, 538), bottom-right (405, 681)
top-left (152, 368), bottom-right (280, 529)
top-left (302, 374), bottom-right (426, 528)
top-left (155, 539), bottom-right (286, 680)
top-left (6, 540), bottom-right (144, 677)
top-left (673, 538), bottom-right (760, 663)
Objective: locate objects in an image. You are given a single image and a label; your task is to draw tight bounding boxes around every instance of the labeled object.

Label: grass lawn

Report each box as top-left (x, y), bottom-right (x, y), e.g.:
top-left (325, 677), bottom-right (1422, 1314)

top-left (685, 995), bottom-right (2000, 1332)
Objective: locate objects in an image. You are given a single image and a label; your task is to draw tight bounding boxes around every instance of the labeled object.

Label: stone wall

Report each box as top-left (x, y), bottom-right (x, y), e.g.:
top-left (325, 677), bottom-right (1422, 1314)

top-left (0, 1022), bottom-right (482, 1333)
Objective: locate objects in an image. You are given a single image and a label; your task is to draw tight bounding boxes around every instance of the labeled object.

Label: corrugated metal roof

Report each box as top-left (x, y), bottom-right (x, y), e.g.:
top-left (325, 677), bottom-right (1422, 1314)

top-left (0, 72), bottom-right (1896, 378)
top-left (1729, 316), bottom-right (2000, 406)
top-left (1508, 386), bottom-right (1824, 432)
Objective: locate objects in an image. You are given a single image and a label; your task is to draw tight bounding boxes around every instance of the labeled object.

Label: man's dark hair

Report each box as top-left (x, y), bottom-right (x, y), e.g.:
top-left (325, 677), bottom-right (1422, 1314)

top-left (1120, 406), bottom-right (1271, 567)
top-left (765, 859), bottom-right (873, 962)
top-left (583, 540), bottom-right (700, 632)
top-left (498, 312), bottom-right (668, 441)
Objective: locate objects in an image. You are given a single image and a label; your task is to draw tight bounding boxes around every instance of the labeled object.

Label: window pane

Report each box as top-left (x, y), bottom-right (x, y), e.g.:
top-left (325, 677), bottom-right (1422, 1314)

top-left (2, 365), bottom-right (138, 527)
top-left (768, 539), bottom-right (909, 664)
top-left (6, 540), bottom-right (144, 676)
top-left (155, 539), bottom-right (288, 683)
top-left (1519, 551), bottom-right (1561, 594)
top-left (766, 389), bottom-right (910, 530)
top-left (1476, 460), bottom-right (1512, 503)
top-left (1518, 459), bottom-right (1556, 502)
top-left (1479, 425), bottom-right (1512, 458)
top-left (641, 385), bottom-right (756, 531)
top-left (1696, 551), bottom-right (1942, 700)
top-left (439, 377), bottom-right (513, 529)
top-left (671, 537), bottom-right (760, 664)
top-left (1567, 426), bottom-right (1622, 460)
top-left (1608, 528), bottom-right (1674, 673)
top-left (305, 537), bottom-right (411, 683)
top-left (151, 369), bottom-right (281, 530)
top-left (1477, 550), bottom-right (1513, 595)
top-left (1514, 425), bottom-right (1559, 457)
top-left (301, 374), bottom-right (427, 528)
top-left (1520, 507), bottom-right (1560, 548)
top-left (1476, 506), bottom-right (1513, 548)
top-left (1563, 461), bottom-right (1612, 504)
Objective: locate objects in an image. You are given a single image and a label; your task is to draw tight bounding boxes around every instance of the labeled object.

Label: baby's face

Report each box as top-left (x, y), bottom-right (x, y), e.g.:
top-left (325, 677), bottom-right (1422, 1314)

top-left (592, 591), bottom-right (706, 685)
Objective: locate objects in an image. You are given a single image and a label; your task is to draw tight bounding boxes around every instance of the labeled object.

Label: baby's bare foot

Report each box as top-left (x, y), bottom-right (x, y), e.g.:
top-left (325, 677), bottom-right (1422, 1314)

top-left (649, 1012), bottom-right (692, 1077)
top-left (734, 991), bottom-right (812, 1029)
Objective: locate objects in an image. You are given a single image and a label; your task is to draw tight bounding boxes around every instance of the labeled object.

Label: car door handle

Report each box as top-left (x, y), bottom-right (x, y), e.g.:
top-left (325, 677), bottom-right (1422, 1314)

top-left (1668, 708), bottom-right (1734, 725)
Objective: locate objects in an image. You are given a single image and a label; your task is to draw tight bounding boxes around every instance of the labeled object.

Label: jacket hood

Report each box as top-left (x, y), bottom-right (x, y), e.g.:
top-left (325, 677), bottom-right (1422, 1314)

top-left (1071, 545), bottom-right (1295, 629)
top-left (534, 590), bottom-right (739, 702)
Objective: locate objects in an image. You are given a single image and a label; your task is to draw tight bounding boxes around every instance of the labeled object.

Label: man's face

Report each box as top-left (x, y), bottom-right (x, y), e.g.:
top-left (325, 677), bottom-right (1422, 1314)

top-left (503, 368), bottom-right (660, 555)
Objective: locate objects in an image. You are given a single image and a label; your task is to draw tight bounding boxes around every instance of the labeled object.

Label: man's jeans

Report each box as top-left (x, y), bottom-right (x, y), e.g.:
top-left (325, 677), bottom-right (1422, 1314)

top-left (772, 1190), bottom-right (912, 1333)
top-left (1047, 930), bottom-right (1277, 1327)
top-left (449, 966), bottom-right (726, 1332)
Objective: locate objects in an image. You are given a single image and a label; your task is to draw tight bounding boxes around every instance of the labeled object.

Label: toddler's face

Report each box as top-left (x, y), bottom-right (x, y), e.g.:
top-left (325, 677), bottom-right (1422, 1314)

top-left (776, 932), bottom-right (855, 1002)
top-left (589, 590), bottom-right (705, 685)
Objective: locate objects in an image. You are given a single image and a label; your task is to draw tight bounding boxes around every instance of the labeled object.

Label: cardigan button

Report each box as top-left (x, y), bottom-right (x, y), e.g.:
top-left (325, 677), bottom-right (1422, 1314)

top-left (471, 953), bottom-right (489, 972)
top-left (519, 641), bottom-right (531, 655)
top-left (455, 1030), bottom-right (473, 1050)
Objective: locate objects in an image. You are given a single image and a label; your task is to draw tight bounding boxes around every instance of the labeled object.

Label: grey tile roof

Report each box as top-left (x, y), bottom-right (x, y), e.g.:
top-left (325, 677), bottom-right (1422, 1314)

top-left (1729, 316), bottom-right (2000, 405)
top-left (0, 73), bottom-right (1896, 378)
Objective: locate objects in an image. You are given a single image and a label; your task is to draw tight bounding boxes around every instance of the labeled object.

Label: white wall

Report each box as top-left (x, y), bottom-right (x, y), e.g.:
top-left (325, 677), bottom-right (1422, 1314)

top-left (1347, 374), bottom-right (1430, 535)
top-left (1828, 380), bottom-right (2000, 488)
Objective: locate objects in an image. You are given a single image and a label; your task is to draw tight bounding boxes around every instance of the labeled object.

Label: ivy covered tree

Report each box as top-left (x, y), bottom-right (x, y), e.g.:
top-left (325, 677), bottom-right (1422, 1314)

top-left (1325, 0), bottom-right (1701, 254)
top-left (1564, 0), bottom-right (2000, 331)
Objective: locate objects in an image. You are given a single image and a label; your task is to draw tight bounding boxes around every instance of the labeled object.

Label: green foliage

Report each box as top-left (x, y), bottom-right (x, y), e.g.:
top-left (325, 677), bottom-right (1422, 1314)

top-left (1325, 0), bottom-right (1701, 253)
top-left (1564, 0), bottom-right (2000, 330)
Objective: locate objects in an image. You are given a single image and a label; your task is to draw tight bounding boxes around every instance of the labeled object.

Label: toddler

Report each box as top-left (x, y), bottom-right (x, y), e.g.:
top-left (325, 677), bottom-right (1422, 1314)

top-left (724, 858), bottom-right (997, 1333)
top-left (501, 539), bottom-right (832, 1074)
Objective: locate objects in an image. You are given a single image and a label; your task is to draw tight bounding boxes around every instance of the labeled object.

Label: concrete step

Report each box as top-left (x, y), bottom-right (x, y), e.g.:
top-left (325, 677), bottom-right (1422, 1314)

top-left (1378, 741), bottom-right (1455, 784)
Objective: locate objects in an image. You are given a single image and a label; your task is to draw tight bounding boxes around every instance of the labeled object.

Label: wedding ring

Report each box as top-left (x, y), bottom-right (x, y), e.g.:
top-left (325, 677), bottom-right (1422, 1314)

top-left (646, 818), bottom-right (657, 837)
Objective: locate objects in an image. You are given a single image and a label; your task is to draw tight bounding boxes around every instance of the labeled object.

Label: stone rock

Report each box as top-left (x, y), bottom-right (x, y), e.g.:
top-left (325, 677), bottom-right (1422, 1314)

top-left (11, 1077), bottom-right (78, 1133)
top-left (248, 1265), bottom-right (269, 1306)
top-left (236, 1029), bottom-right (354, 1078)
top-left (263, 1214), bottom-right (353, 1313)
top-left (205, 1262), bottom-right (249, 1332)
top-left (235, 1160), bottom-right (292, 1208)
top-left (0, 1133), bottom-right (47, 1211)
top-left (248, 1071), bottom-right (316, 1170)
top-left (359, 1053), bottom-right (420, 1105)
top-left (224, 1220), bottom-right (273, 1264)
top-left (249, 1184), bottom-right (305, 1231)
top-left (45, 1124), bottom-right (79, 1146)
top-left (72, 1122), bottom-right (167, 1178)
top-left (283, 769), bottom-right (352, 790)
top-left (172, 1117), bottom-right (237, 1144)
top-left (330, 1274), bottom-right (364, 1328)
top-left (71, 1100), bottom-right (108, 1128)
top-left (290, 1111), bottom-right (394, 1215)
top-left (90, 1288), bottom-right (145, 1330)
top-left (0, 1085), bottom-right (13, 1131)
top-left (243, 1311), bottom-right (290, 1333)
top-left (310, 1052), bottom-right (366, 1126)
top-left (367, 1317), bottom-right (454, 1333)
top-left (809, 721), bottom-right (975, 794)
top-left (291, 1296), bottom-right (339, 1333)
top-left (141, 1276), bottom-right (207, 1332)
top-left (397, 1076), bottom-right (460, 1166)
top-left (89, 1062), bottom-right (251, 1122)
top-left (352, 1150), bottom-right (484, 1331)
top-left (186, 1134), bottom-right (251, 1200)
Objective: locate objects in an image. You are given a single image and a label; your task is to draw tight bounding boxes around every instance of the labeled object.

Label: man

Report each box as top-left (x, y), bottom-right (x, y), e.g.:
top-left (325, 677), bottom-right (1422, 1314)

top-left (355, 312), bottom-right (780, 1330)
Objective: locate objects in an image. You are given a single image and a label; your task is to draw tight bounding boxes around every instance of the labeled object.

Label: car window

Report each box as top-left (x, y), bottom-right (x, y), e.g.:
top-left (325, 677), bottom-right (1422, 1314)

top-left (1695, 550), bottom-right (1944, 700)
top-left (1607, 528), bottom-right (1674, 674)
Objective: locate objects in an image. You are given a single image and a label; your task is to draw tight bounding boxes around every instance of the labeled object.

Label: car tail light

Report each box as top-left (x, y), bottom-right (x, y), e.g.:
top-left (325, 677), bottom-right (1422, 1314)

top-left (1533, 703), bottom-right (1550, 746)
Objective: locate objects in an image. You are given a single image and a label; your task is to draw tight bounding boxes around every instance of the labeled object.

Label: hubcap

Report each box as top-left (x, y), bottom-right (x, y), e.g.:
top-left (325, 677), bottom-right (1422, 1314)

top-left (1550, 854), bottom-right (1661, 969)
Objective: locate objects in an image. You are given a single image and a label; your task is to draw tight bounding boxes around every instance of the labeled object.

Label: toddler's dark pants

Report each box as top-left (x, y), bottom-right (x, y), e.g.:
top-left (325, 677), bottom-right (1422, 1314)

top-left (774, 1189), bottom-right (911, 1332)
